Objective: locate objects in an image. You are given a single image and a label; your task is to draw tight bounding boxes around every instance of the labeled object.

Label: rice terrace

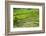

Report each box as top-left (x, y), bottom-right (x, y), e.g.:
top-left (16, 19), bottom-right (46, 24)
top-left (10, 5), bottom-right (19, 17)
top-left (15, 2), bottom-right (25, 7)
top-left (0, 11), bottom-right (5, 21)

top-left (13, 8), bottom-right (39, 28)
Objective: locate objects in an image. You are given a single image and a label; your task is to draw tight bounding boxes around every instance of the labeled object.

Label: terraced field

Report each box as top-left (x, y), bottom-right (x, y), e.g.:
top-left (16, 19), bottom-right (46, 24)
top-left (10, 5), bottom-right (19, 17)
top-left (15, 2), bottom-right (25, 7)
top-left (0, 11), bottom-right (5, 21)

top-left (13, 8), bottom-right (39, 28)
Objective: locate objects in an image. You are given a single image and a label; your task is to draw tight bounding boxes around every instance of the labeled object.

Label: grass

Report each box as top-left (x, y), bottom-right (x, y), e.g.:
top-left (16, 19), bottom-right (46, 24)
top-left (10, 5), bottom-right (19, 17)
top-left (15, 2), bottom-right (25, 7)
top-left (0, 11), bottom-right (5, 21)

top-left (13, 8), bottom-right (39, 28)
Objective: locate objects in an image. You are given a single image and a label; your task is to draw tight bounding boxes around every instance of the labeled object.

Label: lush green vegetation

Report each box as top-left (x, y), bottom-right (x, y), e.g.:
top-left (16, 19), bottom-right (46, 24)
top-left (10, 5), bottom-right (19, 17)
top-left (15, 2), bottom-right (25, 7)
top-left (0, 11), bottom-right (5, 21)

top-left (13, 8), bottom-right (39, 28)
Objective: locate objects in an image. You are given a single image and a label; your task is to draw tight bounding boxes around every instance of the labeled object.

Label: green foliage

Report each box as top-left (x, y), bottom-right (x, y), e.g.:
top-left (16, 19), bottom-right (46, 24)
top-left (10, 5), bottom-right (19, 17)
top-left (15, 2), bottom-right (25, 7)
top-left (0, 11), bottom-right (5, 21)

top-left (13, 8), bottom-right (39, 27)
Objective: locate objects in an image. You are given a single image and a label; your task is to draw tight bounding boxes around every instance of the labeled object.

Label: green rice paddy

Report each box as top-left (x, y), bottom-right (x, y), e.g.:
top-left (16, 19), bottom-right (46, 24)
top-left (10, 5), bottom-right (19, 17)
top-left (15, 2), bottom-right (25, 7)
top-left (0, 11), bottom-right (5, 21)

top-left (13, 8), bottom-right (39, 28)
